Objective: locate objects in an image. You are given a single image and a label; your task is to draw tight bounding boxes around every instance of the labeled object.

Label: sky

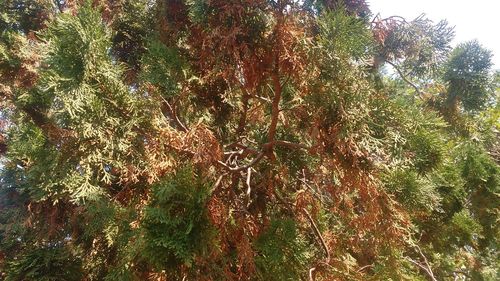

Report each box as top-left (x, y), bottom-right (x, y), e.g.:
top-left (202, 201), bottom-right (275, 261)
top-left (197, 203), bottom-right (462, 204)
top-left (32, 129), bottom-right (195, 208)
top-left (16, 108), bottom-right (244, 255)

top-left (369, 0), bottom-right (500, 69)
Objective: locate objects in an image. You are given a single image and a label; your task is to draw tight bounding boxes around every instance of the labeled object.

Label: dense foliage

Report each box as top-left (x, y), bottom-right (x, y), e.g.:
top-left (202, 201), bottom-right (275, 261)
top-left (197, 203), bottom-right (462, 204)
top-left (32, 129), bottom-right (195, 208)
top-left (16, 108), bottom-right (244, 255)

top-left (0, 0), bottom-right (498, 280)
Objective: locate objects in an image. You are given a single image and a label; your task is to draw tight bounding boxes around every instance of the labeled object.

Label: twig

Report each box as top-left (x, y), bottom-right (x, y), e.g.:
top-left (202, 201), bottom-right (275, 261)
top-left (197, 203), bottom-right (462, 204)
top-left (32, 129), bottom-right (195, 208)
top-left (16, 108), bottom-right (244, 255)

top-left (274, 140), bottom-right (310, 150)
top-left (309, 267), bottom-right (316, 281)
top-left (160, 96), bottom-right (188, 132)
top-left (245, 168), bottom-right (252, 206)
top-left (268, 28), bottom-right (283, 145)
top-left (224, 141), bottom-right (260, 155)
top-left (356, 264), bottom-right (374, 273)
top-left (217, 152), bottom-right (265, 172)
top-left (385, 60), bottom-right (423, 99)
top-left (218, 139), bottom-right (309, 172)
top-left (298, 173), bottom-right (330, 205)
top-left (415, 244), bottom-right (436, 280)
top-left (303, 208), bottom-right (330, 262)
top-left (211, 175), bottom-right (224, 193)
top-left (405, 257), bottom-right (437, 281)
top-left (237, 87), bottom-right (250, 135)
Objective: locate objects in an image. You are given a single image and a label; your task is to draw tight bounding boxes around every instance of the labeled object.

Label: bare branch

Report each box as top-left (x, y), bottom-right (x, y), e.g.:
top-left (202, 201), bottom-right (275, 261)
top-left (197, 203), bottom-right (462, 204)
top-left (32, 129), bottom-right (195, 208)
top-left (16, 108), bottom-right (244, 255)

top-left (245, 168), bottom-right (252, 206)
top-left (415, 244), bottom-right (436, 280)
top-left (268, 72), bottom-right (282, 144)
top-left (211, 175), bottom-right (224, 193)
top-left (303, 208), bottom-right (330, 262)
top-left (385, 60), bottom-right (423, 98)
top-left (237, 87), bottom-right (250, 135)
top-left (218, 139), bottom-right (309, 172)
top-left (217, 152), bottom-right (265, 172)
top-left (233, 144), bottom-right (260, 156)
top-left (309, 267), bottom-right (316, 281)
top-left (159, 95), bottom-right (188, 132)
top-left (256, 95), bottom-right (271, 103)
top-left (274, 140), bottom-right (310, 150)
top-left (356, 264), bottom-right (374, 273)
top-left (405, 257), bottom-right (437, 281)
top-left (299, 170), bottom-right (331, 205)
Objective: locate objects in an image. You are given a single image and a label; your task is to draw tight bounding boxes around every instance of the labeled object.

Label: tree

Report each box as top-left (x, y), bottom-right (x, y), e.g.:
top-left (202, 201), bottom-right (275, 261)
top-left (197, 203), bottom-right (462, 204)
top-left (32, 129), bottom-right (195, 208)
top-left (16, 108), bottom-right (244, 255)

top-left (0, 0), bottom-right (498, 280)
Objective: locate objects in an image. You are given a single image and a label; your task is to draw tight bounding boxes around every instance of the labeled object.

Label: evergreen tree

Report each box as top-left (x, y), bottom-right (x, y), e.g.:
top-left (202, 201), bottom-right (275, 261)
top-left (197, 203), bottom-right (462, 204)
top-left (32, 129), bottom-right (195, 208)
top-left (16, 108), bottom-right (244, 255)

top-left (0, 0), bottom-right (498, 280)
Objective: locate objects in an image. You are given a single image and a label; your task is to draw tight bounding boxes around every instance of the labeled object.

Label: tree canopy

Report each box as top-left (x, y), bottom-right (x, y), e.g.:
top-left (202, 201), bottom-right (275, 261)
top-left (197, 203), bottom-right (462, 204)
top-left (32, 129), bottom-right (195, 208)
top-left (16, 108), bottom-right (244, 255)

top-left (0, 0), bottom-right (498, 280)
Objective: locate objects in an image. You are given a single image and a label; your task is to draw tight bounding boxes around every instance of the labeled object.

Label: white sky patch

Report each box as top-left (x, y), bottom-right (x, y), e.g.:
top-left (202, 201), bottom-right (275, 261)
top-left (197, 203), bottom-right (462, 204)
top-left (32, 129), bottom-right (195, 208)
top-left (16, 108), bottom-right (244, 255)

top-left (369, 0), bottom-right (500, 69)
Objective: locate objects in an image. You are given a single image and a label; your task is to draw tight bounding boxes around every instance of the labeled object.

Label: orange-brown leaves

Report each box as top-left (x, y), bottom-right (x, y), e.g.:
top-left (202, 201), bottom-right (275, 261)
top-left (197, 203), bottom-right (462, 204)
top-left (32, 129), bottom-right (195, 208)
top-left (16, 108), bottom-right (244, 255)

top-left (157, 0), bottom-right (190, 44)
top-left (207, 195), bottom-right (227, 227)
top-left (187, 0), bottom-right (270, 86)
top-left (371, 15), bottom-right (402, 47)
top-left (274, 16), bottom-right (311, 89)
top-left (176, 123), bottom-right (223, 165)
top-left (25, 200), bottom-right (78, 239)
top-left (0, 135), bottom-right (6, 155)
top-left (143, 122), bottom-right (222, 183)
top-left (234, 230), bottom-right (257, 279)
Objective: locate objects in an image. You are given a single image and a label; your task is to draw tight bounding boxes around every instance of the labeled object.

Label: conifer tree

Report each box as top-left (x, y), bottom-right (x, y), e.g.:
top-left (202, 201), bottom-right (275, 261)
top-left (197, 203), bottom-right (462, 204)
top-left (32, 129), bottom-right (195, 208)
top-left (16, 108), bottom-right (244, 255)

top-left (0, 1), bottom-right (498, 280)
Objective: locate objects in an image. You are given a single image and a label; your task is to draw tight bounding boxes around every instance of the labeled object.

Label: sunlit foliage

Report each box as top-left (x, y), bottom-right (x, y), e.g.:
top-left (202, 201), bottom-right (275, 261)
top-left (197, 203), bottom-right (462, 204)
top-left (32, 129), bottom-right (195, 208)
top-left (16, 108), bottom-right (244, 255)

top-left (0, 0), bottom-right (498, 280)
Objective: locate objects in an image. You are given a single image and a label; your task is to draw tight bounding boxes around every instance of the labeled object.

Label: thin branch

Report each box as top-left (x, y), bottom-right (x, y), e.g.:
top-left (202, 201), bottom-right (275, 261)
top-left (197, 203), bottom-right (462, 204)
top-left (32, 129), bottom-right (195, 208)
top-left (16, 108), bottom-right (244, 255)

top-left (385, 60), bottom-right (423, 99)
top-left (405, 257), bottom-right (437, 281)
top-left (211, 175), bottom-right (224, 193)
top-left (159, 95), bottom-right (188, 132)
top-left (237, 87), bottom-right (251, 135)
top-left (303, 208), bottom-right (330, 262)
top-left (218, 139), bottom-right (309, 172)
top-left (453, 270), bottom-right (472, 279)
top-left (381, 15), bottom-right (408, 23)
top-left (224, 140), bottom-right (260, 155)
top-left (245, 167), bottom-right (252, 206)
top-left (298, 172), bottom-right (331, 205)
top-left (256, 95), bottom-right (271, 103)
top-left (224, 138), bottom-right (245, 149)
top-left (217, 152), bottom-right (265, 172)
top-left (309, 267), bottom-right (316, 281)
top-left (268, 72), bottom-right (282, 144)
top-left (233, 143), bottom-right (260, 156)
top-left (274, 140), bottom-right (310, 150)
top-left (356, 264), bottom-right (374, 273)
top-left (415, 244), bottom-right (436, 280)
top-left (268, 14), bottom-right (283, 146)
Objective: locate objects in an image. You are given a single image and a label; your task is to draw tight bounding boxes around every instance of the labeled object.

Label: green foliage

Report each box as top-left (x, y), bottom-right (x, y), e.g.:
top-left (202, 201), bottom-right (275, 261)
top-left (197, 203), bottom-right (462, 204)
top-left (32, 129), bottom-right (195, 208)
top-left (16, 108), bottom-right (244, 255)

top-left (140, 38), bottom-right (188, 94)
top-left (0, 1), bottom-right (498, 280)
top-left (430, 161), bottom-right (466, 220)
top-left (141, 166), bottom-right (215, 268)
top-left (461, 144), bottom-right (499, 193)
top-left (5, 122), bottom-right (66, 200)
top-left (384, 169), bottom-right (441, 214)
top-left (381, 16), bottom-right (454, 78)
top-left (444, 40), bottom-right (494, 112)
top-left (255, 219), bottom-right (309, 280)
top-left (460, 144), bottom-right (499, 248)
top-left (317, 7), bottom-right (374, 60)
top-left (42, 13), bottom-right (105, 88)
top-left (30, 0), bottom-right (156, 202)
top-left (407, 129), bottom-right (445, 174)
top-left (187, 0), bottom-right (211, 24)
top-left (448, 209), bottom-right (483, 247)
top-left (0, 0), bottom-right (56, 33)
top-left (5, 245), bottom-right (83, 281)
top-left (111, 0), bottom-right (153, 69)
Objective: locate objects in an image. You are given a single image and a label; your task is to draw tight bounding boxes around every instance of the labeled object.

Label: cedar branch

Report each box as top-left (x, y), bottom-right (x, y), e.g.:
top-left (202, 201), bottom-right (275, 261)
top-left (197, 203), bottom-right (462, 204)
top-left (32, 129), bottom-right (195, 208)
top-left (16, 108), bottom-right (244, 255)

top-left (385, 60), bottom-right (423, 98)
top-left (303, 208), bottom-right (330, 262)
